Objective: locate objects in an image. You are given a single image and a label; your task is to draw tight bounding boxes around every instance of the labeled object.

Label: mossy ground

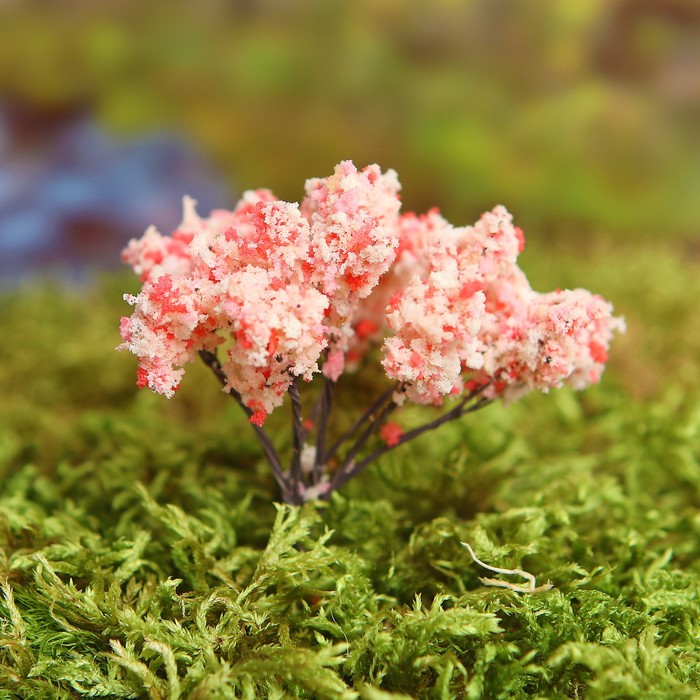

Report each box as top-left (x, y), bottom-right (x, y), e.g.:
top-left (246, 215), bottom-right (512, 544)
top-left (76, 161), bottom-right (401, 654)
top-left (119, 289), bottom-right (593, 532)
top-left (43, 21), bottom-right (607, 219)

top-left (1, 242), bottom-right (700, 699)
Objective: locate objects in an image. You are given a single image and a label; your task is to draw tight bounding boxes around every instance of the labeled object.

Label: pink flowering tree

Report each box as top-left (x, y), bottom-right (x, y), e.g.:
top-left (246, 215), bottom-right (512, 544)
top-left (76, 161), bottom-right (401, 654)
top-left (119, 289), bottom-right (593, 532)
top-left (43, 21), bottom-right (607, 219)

top-left (119, 161), bottom-right (624, 505)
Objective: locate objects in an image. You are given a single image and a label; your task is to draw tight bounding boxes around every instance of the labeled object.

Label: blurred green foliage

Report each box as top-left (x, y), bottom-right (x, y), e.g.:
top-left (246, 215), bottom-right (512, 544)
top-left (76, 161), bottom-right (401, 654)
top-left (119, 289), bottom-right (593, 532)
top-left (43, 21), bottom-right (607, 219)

top-left (1, 0), bottom-right (698, 239)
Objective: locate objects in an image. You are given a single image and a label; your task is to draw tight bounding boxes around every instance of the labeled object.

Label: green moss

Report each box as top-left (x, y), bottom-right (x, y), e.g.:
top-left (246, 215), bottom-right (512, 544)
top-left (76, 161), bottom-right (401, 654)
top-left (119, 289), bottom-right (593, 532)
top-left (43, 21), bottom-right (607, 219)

top-left (1, 245), bottom-right (700, 698)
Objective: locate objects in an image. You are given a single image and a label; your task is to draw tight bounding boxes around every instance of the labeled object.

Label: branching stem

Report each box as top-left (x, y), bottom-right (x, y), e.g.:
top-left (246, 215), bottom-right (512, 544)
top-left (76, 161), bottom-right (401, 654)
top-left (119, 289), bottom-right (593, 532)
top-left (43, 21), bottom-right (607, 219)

top-left (328, 391), bottom-right (491, 495)
top-left (312, 377), bottom-right (335, 485)
top-left (323, 382), bottom-right (400, 466)
top-left (288, 379), bottom-right (305, 503)
top-left (330, 393), bottom-right (400, 492)
top-left (198, 350), bottom-right (291, 501)
top-left (200, 349), bottom-right (492, 504)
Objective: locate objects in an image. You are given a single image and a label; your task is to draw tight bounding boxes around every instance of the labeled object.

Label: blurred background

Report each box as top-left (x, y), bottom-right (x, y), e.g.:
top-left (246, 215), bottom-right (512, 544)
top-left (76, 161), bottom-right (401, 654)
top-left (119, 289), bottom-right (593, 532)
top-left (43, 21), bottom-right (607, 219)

top-left (1, 0), bottom-right (699, 284)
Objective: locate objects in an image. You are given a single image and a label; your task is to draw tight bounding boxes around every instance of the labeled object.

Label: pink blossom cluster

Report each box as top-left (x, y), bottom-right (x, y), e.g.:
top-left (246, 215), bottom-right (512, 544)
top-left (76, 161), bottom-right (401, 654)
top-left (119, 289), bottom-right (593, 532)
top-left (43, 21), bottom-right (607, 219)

top-left (120, 161), bottom-right (624, 427)
top-left (120, 162), bottom-right (400, 425)
top-left (378, 206), bottom-right (625, 404)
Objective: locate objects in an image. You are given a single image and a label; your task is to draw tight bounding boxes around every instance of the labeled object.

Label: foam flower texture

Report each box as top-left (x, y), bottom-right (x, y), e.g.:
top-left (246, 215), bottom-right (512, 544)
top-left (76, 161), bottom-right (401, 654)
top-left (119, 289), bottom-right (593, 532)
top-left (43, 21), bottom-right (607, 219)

top-left (120, 162), bottom-right (402, 423)
top-left (479, 278), bottom-right (626, 401)
top-left (381, 206), bottom-right (623, 404)
top-left (120, 161), bottom-right (623, 425)
top-left (303, 161), bottom-right (401, 313)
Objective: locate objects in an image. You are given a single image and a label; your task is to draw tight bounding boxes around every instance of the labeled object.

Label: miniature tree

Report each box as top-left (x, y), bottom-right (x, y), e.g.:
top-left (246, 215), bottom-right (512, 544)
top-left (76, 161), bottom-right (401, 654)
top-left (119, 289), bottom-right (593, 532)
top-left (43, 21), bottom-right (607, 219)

top-left (119, 161), bottom-right (624, 504)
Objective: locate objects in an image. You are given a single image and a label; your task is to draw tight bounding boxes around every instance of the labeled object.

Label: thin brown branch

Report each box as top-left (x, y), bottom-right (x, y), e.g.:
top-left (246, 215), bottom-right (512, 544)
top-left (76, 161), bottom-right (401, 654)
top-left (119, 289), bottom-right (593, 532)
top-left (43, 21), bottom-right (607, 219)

top-left (198, 350), bottom-right (291, 500)
top-left (328, 393), bottom-right (401, 493)
top-left (312, 377), bottom-right (335, 484)
top-left (328, 392), bottom-right (492, 495)
top-left (288, 379), bottom-right (305, 501)
top-left (323, 382), bottom-right (399, 466)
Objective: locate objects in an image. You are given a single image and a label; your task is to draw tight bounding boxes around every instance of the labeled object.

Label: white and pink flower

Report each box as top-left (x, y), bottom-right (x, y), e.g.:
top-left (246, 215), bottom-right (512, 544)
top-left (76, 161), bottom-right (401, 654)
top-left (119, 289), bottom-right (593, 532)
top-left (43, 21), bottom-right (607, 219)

top-left (120, 161), bottom-right (623, 427)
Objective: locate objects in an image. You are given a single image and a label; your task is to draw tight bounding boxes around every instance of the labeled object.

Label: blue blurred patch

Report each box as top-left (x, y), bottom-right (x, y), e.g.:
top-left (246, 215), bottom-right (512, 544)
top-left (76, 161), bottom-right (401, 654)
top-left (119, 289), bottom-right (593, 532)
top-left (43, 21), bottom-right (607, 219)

top-left (0, 103), bottom-right (231, 285)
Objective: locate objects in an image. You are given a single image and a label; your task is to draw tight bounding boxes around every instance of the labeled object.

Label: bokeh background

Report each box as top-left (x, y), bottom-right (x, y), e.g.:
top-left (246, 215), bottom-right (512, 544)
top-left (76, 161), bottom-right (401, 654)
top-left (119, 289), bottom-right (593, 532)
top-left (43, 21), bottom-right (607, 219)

top-left (1, 0), bottom-right (699, 284)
